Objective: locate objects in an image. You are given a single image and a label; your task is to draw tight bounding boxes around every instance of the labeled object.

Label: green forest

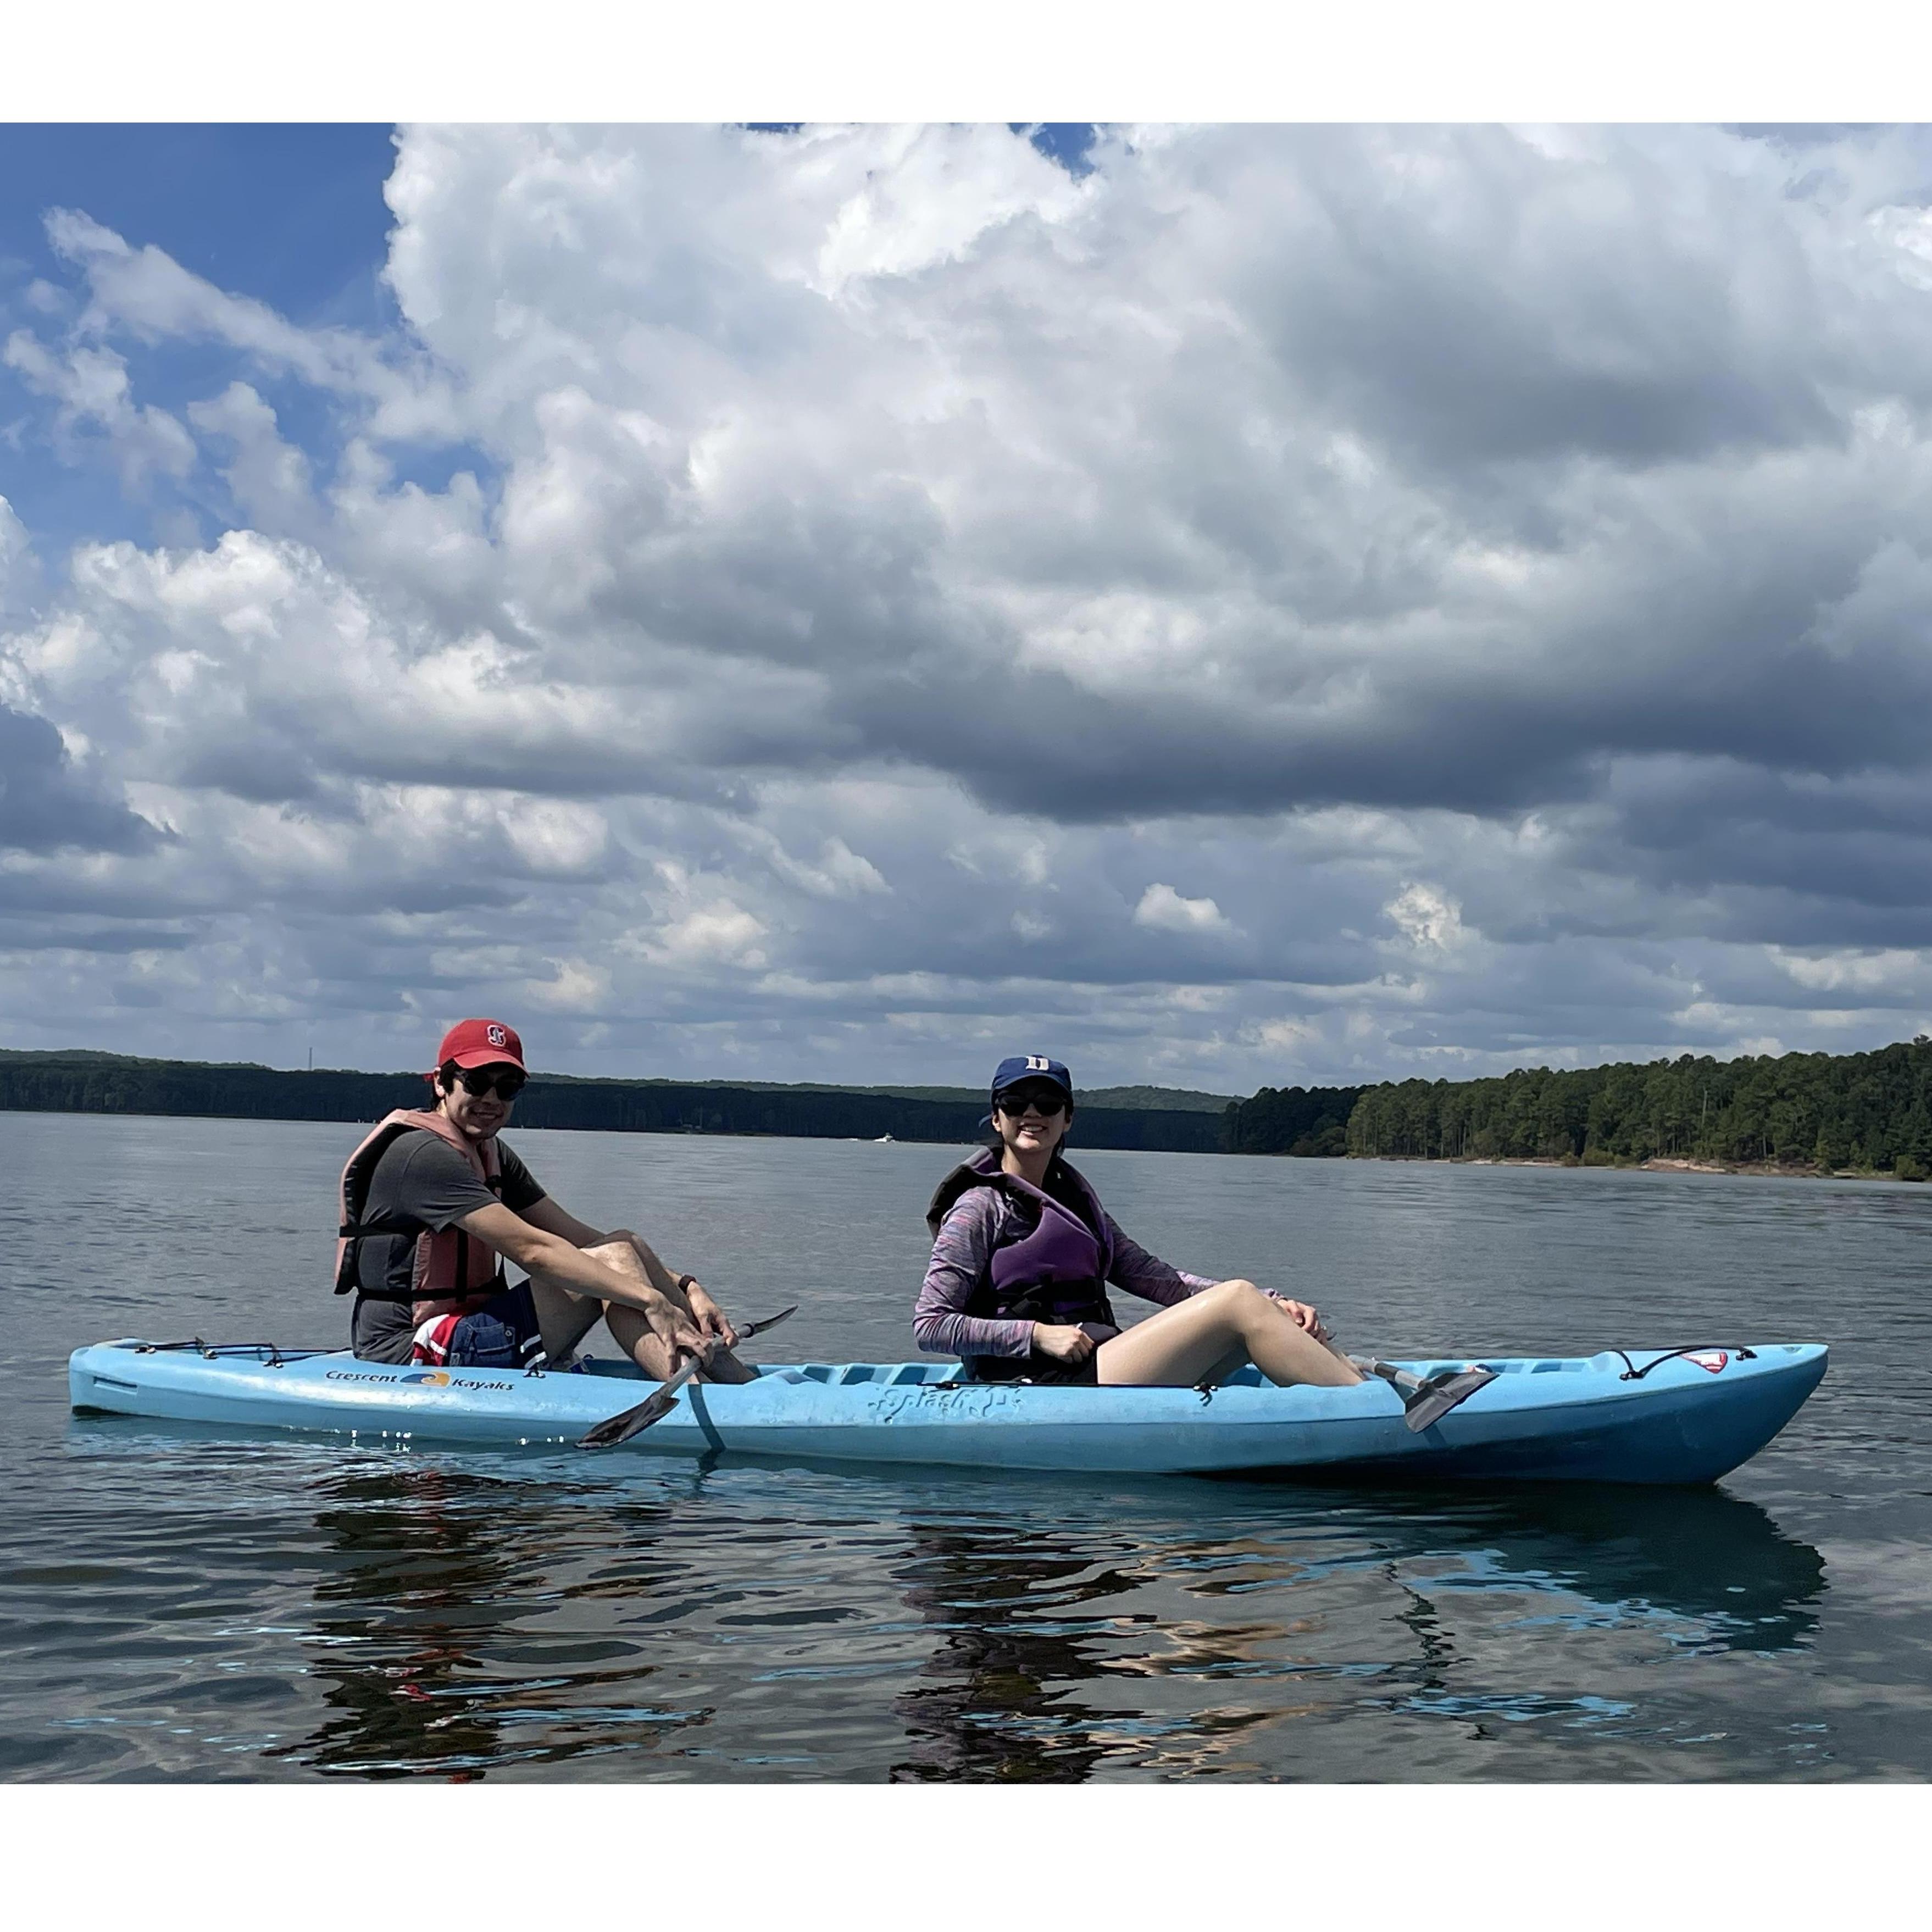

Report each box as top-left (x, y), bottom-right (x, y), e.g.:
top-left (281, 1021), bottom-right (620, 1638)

top-left (0, 1050), bottom-right (1228, 1153)
top-left (12, 1040), bottom-right (1932, 1175)
top-left (1224, 1083), bottom-right (1368, 1156)
top-left (1345, 1039), bottom-right (1932, 1177)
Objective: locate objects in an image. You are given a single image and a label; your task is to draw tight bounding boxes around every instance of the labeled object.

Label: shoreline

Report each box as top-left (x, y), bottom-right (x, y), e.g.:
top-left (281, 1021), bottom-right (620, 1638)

top-left (1357, 1152), bottom-right (1919, 1182)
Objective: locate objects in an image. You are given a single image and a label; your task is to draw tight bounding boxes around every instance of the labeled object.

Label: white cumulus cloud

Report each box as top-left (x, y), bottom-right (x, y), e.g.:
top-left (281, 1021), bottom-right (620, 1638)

top-left (12, 126), bottom-right (1932, 1086)
top-left (1384, 883), bottom-right (1471, 956)
top-left (1134, 883), bottom-right (1234, 935)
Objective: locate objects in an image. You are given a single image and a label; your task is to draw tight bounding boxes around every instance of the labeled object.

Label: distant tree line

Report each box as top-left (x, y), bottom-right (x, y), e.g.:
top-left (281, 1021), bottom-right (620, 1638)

top-left (1225, 1084), bottom-right (1368, 1156)
top-left (21, 1040), bottom-right (1932, 1175)
top-left (0, 1051), bottom-right (1225, 1153)
top-left (1345, 1040), bottom-right (1932, 1178)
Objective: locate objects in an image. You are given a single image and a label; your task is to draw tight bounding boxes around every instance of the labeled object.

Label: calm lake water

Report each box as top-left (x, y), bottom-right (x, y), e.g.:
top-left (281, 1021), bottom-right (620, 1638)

top-left (3, 1111), bottom-right (1927, 1782)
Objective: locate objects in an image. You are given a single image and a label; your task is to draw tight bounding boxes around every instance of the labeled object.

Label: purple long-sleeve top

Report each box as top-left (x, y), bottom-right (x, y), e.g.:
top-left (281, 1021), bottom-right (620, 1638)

top-left (914, 1183), bottom-right (1219, 1361)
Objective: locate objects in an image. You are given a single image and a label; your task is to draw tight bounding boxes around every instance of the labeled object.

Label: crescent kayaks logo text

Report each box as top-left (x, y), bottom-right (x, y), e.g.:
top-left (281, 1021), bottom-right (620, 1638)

top-left (324, 1369), bottom-right (514, 1391)
top-left (1686, 1350), bottom-right (1729, 1374)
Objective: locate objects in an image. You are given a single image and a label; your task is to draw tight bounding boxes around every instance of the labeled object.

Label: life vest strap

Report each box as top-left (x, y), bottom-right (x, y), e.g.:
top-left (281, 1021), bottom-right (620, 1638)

top-left (333, 1111), bottom-right (507, 1302)
top-left (347, 1274), bottom-right (509, 1307)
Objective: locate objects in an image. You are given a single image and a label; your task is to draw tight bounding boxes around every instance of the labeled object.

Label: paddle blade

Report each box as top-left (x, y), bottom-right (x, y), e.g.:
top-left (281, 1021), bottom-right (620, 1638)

top-left (1402, 1365), bottom-right (1499, 1434)
top-left (578, 1307), bottom-right (793, 1448)
top-left (579, 1357), bottom-right (700, 1448)
top-left (580, 1387), bottom-right (678, 1447)
top-left (736, 1304), bottom-right (797, 1342)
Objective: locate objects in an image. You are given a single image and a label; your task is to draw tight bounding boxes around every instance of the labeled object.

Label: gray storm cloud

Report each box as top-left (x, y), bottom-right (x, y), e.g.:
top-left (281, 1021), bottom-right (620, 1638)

top-left (0, 701), bottom-right (158, 855)
top-left (5, 123), bottom-right (1932, 1082)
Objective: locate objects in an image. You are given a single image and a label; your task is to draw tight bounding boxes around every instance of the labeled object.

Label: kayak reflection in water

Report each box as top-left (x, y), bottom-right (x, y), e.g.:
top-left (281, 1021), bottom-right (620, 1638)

top-left (915, 1056), bottom-right (1365, 1390)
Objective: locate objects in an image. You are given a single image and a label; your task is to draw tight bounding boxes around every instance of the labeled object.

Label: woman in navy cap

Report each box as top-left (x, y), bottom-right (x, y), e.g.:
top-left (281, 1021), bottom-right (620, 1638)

top-left (915, 1056), bottom-right (1363, 1389)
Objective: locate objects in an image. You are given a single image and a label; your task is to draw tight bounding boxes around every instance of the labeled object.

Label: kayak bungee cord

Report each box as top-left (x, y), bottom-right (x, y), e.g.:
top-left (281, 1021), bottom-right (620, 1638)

top-left (131, 1339), bottom-right (289, 1365)
top-left (1612, 1344), bottom-right (1758, 1381)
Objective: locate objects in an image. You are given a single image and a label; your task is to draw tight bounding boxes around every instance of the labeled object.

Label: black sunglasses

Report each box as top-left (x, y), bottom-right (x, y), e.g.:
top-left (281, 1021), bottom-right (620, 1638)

top-left (995, 1087), bottom-right (1069, 1118)
top-left (449, 1064), bottom-right (527, 1100)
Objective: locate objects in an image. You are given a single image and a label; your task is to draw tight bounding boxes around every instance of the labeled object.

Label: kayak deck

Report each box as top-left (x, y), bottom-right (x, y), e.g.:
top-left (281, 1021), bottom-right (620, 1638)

top-left (68, 1339), bottom-right (1828, 1484)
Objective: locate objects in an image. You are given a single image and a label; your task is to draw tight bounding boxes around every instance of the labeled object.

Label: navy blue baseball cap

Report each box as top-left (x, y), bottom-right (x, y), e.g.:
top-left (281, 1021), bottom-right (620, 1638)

top-left (990, 1054), bottom-right (1073, 1103)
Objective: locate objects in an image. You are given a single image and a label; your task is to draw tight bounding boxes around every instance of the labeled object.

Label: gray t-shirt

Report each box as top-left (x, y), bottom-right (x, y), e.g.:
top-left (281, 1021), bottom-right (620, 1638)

top-left (349, 1130), bottom-right (546, 1362)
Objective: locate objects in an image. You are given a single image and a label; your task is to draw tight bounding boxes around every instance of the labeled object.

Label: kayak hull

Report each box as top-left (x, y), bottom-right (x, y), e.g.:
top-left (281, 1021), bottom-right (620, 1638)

top-left (68, 1340), bottom-right (1828, 1485)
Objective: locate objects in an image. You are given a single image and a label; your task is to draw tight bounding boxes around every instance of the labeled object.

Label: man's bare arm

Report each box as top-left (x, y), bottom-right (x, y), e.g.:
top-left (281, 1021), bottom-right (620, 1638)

top-left (519, 1197), bottom-right (688, 1298)
top-left (457, 1201), bottom-right (698, 1346)
top-left (519, 1196), bottom-right (610, 1249)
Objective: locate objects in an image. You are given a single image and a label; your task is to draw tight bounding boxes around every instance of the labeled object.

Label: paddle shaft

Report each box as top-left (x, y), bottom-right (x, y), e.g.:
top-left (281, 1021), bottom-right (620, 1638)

top-left (1352, 1356), bottom-right (1428, 1396)
top-left (650, 1350), bottom-right (705, 1406)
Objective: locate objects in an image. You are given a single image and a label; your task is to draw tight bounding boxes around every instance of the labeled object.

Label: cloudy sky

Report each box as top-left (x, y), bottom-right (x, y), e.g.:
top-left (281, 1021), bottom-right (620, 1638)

top-left (8, 120), bottom-right (1932, 1090)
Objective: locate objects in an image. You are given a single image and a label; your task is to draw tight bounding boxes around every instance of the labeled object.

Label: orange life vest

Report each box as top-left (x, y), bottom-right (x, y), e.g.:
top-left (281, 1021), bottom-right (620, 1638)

top-left (333, 1109), bottom-right (507, 1323)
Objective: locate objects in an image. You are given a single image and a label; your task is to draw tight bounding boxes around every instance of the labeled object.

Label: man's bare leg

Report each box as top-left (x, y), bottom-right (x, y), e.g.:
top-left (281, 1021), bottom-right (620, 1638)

top-left (528, 1280), bottom-right (606, 1366)
top-left (582, 1239), bottom-right (758, 1383)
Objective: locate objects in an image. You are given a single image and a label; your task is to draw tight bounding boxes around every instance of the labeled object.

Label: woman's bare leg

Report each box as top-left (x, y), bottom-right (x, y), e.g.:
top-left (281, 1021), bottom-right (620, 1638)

top-left (1096, 1281), bottom-right (1364, 1389)
top-left (581, 1239), bottom-right (757, 1383)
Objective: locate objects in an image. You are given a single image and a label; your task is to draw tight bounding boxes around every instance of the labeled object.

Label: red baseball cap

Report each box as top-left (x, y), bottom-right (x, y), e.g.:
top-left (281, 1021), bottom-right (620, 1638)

top-left (436, 1018), bottom-right (526, 1071)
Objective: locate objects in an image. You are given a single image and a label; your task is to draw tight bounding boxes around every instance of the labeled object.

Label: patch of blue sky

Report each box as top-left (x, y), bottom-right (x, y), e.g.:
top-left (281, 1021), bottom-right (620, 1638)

top-left (0, 125), bottom-right (512, 565)
top-left (744, 122), bottom-right (1098, 177)
top-left (0, 442), bottom-right (187, 562)
top-left (379, 441), bottom-right (501, 505)
top-left (1017, 124), bottom-right (1098, 175)
top-left (0, 124), bottom-right (400, 331)
top-left (3, 334), bottom-right (359, 559)
top-left (0, 125), bottom-right (511, 570)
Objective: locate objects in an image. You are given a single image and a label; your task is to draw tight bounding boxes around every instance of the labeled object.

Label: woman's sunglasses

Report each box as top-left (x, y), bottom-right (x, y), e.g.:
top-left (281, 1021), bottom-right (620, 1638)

top-left (450, 1065), bottom-right (527, 1100)
top-left (995, 1088), bottom-right (1068, 1118)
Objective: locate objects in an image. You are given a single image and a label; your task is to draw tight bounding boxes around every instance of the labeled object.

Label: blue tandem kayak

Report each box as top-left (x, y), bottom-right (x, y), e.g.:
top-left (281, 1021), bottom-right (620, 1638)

top-left (68, 1338), bottom-right (1827, 1484)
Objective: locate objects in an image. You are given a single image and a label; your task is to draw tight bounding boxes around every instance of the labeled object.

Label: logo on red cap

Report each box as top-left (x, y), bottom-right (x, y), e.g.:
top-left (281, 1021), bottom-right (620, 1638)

top-left (436, 1018), bottom-right (526, 1070)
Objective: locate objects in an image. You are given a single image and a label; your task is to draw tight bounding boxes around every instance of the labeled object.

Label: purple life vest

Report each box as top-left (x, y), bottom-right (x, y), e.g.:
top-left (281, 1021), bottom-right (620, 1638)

top-left (924, 1149), bottom-right (1119, 1378)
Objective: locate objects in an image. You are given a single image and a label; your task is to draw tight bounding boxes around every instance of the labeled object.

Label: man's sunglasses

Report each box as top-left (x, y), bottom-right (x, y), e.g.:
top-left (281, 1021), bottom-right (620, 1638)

top-left (448, 1064), bottom-right (527, 1100)
top-left (995, 1087), bottom-right (1069, 1118)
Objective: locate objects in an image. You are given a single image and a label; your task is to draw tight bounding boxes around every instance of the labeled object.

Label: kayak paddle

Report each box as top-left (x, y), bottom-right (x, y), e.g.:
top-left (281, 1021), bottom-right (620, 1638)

top-left (1351, 1355), bottom-right (1500, 1433)
top-left (579, 1305), bottom-right (797, 1448)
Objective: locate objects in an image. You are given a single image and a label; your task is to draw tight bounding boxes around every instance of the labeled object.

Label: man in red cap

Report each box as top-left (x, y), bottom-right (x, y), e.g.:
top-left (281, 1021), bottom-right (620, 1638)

top-left (337, 1018), bottom-right (754, 1381)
